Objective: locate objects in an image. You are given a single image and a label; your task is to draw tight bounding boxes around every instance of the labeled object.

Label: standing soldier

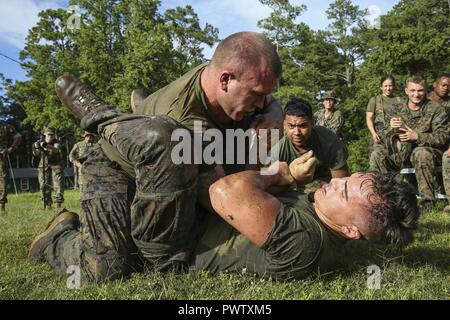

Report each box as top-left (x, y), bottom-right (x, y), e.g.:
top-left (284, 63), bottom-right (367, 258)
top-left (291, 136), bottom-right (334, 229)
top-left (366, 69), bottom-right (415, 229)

top-left (0, 121), bottom-right (22, 213)
top-left (313, 90), bottom-right (344, 138)
top-left (69, 132), bottom-right (95, 190)
top-left (428, 73), bottom-right (450, 213)
top-left (32, 128), bottom-right (65, 209)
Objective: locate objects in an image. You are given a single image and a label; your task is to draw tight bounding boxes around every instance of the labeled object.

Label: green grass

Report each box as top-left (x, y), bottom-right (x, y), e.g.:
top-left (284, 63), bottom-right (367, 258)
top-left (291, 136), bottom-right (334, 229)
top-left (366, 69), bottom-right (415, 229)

top-left (0, 190), bottom-right (449, 300)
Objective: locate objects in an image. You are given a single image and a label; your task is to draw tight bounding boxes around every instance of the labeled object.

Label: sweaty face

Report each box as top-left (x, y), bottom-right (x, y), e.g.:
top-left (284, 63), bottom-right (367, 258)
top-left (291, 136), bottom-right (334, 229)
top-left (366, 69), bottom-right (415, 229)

top-left (405, 82), bottom-right (427, 106)
top-left (284, 115), bottom-right (313, 151)
top-left (314, 173), bottom-right (374, 234)
top-left (323, 99), bottom-right (336, 110)
top-left (381, 79), bottom-right (394, 97)
top-left (434, 77), bottom-right (450, 98)
top-left (218, 64), bottom-right (277, 121)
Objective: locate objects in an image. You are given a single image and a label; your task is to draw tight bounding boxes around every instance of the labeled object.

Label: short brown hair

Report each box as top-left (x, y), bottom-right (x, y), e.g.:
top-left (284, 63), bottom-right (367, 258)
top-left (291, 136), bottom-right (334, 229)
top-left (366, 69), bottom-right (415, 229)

top-left (210, 32), bottom-right (282, 79)
top-left (405, 75), bottom-right (427, 88)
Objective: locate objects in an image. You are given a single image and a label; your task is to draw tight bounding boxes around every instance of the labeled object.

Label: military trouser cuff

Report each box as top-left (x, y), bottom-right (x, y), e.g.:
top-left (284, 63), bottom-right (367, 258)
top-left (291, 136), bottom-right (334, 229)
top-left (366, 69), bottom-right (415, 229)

top-left (80, 105), bottom-right (120, 132)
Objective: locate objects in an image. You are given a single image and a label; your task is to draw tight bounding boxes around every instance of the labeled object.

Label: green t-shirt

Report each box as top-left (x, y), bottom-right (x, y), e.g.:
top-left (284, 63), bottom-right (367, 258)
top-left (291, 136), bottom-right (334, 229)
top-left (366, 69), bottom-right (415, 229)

top-left (136, 62), bottom-right (218, 132)
top-left (270, 126), bottom-right (348, 185)
top-left (191, 191), bottom-right (347, 280)
top-left (100, 62), bottom-right (267, 175)
top-left (366, 95), bottom-right (403, 125)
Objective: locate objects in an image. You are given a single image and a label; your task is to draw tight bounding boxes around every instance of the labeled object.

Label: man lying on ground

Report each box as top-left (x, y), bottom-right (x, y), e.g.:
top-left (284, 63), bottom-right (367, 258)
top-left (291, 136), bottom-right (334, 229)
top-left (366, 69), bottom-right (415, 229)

top-left (192, 154), bottom-right (420, 279)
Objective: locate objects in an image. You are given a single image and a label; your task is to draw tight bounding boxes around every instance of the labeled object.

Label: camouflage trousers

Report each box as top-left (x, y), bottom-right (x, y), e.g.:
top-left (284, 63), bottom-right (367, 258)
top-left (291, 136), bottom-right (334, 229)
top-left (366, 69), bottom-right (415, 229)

top-left (38, 165), bottom-right (64, 205)
top-left (45, 111), bottom-right (199, 283)
top-left (0, 157), bottom-right (8, 205)
top-left (369, 144), bottom-right (443, 202)
top-left (443, 152), bottom-right (450, 204)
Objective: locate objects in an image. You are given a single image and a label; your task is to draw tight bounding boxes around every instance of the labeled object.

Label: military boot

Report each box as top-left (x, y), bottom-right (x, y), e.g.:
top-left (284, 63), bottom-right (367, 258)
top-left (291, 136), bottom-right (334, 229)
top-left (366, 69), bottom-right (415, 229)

top-left (28, 209), bottom-right (80, 263)
top-left (130, 88), bottom-right (149, 113)
top-left (55, 75), bottom-right (118, 131)
top-left (444, 205), bottom-right (450, 213)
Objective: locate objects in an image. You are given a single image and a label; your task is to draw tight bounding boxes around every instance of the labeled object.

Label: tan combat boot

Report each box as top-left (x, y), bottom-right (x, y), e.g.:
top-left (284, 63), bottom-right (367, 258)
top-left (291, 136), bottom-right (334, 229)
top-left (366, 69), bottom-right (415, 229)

top-left (28, 209), bottom-right (80, 263)
top-left (130, 88), bottom-right (149, 113)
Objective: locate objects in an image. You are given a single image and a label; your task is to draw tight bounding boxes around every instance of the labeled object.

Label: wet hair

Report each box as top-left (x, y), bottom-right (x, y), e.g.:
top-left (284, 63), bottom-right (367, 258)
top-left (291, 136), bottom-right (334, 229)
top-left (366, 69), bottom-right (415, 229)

top-left (210, 32), bottom-right (282, 80)
top-left (283, 98), bottom-right (313, 120)
top-left (434, 73), bottom-right (450, 83)
top-left (361, 171), bottom-right (420, 248)
top-left (380, 75), bottom-right (396, 87)
top-left (405, 75), bottom-right (427, 88)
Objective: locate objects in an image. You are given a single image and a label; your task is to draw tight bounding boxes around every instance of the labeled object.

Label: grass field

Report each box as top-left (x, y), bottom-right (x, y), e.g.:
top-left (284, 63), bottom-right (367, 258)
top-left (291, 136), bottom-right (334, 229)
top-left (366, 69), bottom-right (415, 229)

top-left (0, 190), bottom-right (449, 300)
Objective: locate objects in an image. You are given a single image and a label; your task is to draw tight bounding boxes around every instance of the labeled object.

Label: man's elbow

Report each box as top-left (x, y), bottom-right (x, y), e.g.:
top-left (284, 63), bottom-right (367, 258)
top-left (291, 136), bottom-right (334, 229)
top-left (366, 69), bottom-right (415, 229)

top-left (209, 179), bottom-right (228, 213)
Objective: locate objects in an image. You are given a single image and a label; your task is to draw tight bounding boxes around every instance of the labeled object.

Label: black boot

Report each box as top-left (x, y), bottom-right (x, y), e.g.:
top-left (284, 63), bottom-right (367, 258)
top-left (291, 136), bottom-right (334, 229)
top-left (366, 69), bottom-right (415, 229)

top-left (55, 75), bottom-right (118, 131)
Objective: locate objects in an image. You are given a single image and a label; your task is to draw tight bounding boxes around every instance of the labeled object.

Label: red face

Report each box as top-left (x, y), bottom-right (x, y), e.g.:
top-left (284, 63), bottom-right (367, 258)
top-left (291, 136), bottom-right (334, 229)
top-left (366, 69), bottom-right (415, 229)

top-left (217, 63), bottom-right (277, 121)
top-left (314, 173), bottom-right (375, 237)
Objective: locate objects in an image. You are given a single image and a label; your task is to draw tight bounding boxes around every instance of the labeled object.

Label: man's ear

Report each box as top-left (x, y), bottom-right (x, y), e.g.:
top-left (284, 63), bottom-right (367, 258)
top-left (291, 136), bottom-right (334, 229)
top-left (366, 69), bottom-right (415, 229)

top-left (404, 87), bottom-right (409, 96)
top-left (219, 72), bottom-right (232, 91)
top-left (341, 225), bottom-right (361, 240)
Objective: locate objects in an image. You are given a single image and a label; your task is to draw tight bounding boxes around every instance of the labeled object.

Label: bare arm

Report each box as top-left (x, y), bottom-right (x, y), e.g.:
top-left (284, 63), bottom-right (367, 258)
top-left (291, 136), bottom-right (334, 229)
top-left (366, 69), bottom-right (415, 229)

top-left (366, 112), bottom-right (380, 143)
top-left (209, 163), bottom-right (290, 247)
top-left (210, 154), bottom-right (317, 247)
top-left (197, 164), bottom-right (225, 213)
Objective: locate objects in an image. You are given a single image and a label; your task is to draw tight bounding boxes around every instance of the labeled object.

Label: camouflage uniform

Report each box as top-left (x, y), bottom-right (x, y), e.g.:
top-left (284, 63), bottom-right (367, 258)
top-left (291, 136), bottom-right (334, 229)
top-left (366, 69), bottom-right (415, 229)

top-left (69, 138), bottom-right (95, 189)
top-left (313, 109), bottom-right (344, 138)
top-left (45, 107), bottom-right (199, 283)
top-left (35, 136), bottom-right (65, 207)
top-left (429, 94), bottom-right (450, 205)
top-left (443, 151), bottom-right (450, 205)
top-left (0, 122), bottom-right (18, 206)
top-left (369, 99), bottom-right (448, 202)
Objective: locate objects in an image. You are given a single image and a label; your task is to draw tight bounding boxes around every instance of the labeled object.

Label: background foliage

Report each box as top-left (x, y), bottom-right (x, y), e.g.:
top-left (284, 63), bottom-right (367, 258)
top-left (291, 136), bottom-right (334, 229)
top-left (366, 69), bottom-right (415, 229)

top-left (1, 0), bottom-right (449, 171)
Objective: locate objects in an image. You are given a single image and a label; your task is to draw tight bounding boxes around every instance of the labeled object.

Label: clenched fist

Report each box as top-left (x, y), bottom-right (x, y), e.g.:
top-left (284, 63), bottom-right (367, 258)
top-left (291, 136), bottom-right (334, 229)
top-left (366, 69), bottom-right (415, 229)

top-left (289, 150), bottom-right (317, 184)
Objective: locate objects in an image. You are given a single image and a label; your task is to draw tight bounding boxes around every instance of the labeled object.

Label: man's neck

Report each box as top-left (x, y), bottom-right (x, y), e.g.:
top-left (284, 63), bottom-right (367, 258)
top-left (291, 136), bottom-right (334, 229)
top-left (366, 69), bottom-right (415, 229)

top-left (313, 203), bottom-right (346, 238)
top-left (429, 91), bottom-right (447, 103)
top-left (408, 99), bottom-right (425, 111)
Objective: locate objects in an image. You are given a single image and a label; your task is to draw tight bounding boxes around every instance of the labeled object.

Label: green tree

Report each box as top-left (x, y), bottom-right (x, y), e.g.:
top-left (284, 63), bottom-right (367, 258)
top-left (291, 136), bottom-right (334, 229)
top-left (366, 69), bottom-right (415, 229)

top-left (325, 0), bottom-right (368, 88)
top-left (12, 0), bottom-right (219, 130)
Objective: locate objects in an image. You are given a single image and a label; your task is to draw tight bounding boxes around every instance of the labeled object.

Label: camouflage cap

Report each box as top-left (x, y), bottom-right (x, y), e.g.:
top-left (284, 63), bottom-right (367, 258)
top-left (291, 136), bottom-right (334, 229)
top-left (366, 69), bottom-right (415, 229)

top-left (83, 131), bottom-right (94, 137)
top-left (44, 128), bottom-right (56, 135)
top-left (321, 90), bottom-right (337, 101)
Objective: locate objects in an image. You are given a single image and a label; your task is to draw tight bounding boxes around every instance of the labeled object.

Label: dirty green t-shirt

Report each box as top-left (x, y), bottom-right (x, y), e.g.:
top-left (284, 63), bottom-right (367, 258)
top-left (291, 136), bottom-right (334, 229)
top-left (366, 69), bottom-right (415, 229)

top-left (136, 62), bottom-right (217, 132)
top-left (191, 191), bottom-right (347, 280)
top-left (270, 126), bottom-right (348, 188)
